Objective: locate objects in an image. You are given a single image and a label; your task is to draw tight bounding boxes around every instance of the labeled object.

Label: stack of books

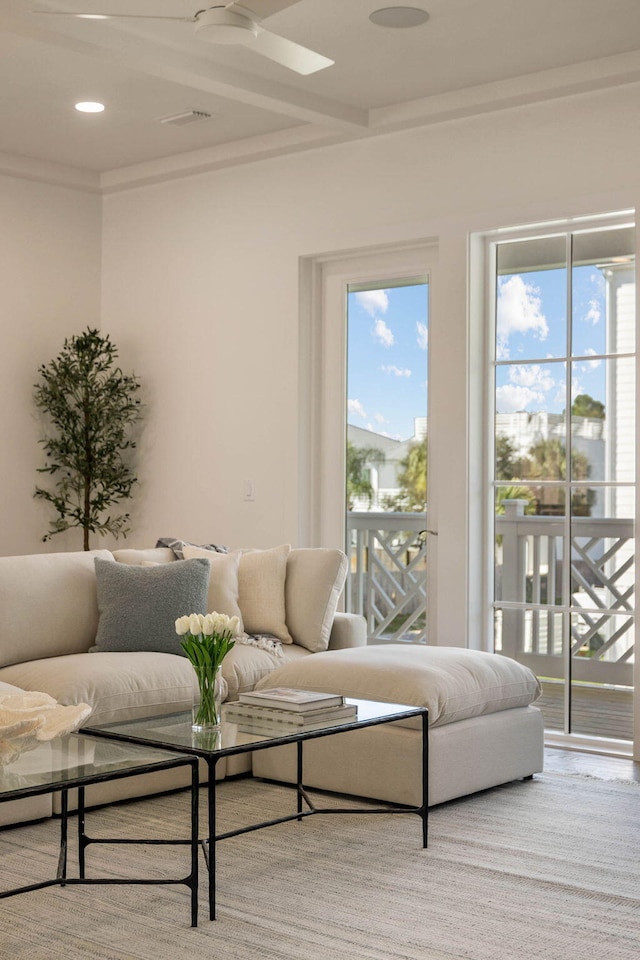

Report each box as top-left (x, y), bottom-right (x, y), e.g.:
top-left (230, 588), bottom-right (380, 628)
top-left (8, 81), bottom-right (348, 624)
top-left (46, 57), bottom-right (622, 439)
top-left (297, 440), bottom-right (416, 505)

top-left (225, 687), bottom-right (357, 735)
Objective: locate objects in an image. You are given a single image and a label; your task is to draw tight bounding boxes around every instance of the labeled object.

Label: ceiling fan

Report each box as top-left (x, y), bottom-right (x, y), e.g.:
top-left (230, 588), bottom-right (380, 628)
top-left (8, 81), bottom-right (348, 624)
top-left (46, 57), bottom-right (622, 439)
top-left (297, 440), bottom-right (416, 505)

top-left (32, 1), bottom-right (334, 75)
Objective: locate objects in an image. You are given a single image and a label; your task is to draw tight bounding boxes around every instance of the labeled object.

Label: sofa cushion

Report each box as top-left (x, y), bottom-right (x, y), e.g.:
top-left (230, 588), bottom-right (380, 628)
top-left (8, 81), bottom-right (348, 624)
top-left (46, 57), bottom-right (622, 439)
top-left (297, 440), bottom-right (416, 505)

top-left (222, 642), bottom-right (311, 701)
top-left (0, 652), bottom-right (202, 726)
top-left (181, 546), bottom-right (244, 628)
top-left (93, 556), bottom-right (210, 655)
top-left (0, 680), bottom-right (26, 696)
top-left (254, 645), bottom-right (542, 729)
top-left (112, 547), bottom-right (176, 565)
top-left (285, 548), bottom-right (348, 652)
top-left (0, 549), bottom-right (115, 668)
top-left (233, 545), bottom-right (293, 642)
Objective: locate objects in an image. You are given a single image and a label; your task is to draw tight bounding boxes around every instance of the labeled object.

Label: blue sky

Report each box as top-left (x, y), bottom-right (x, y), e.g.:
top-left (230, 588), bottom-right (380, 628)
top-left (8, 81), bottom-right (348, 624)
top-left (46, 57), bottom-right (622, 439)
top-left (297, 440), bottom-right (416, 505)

top-left (347, 263), bottom-right (618, 435)
top-left (495, 264), bottom-right (609, 415)
top-left (347, 283), bottom-right (428, 441)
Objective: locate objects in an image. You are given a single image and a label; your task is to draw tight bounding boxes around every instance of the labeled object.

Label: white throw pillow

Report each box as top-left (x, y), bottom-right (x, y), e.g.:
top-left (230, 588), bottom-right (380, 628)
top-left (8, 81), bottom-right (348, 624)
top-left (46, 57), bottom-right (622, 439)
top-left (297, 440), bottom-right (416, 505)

top-left (285, 548), bottom-right (348, 652)
top-left (181, 546), bottom-right (244, 629)
top-left (232, 545), bottom-right (293, 643)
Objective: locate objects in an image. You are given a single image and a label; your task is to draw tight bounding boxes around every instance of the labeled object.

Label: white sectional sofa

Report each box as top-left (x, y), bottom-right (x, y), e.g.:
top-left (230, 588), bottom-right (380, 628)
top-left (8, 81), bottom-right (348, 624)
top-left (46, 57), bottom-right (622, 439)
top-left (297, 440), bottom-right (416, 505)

top-left (0, 541), bottom-right (544, 827)
top-left (0, 543), bottom-right (361, 825)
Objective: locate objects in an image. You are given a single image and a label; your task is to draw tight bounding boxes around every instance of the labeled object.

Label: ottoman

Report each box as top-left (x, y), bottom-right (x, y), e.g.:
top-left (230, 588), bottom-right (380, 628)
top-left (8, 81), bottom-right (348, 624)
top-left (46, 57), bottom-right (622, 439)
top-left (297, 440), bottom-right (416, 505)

top-left (251, 645), bottom-right (544, 806)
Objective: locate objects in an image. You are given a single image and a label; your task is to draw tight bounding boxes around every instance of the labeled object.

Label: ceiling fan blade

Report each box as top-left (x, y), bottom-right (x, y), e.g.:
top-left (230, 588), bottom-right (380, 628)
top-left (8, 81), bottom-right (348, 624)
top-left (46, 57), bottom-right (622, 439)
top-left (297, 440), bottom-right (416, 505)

top-left (252, 26), bottom-right (333, 75)
top-left (31, 2), bottom-right (302, 22)
top-left (233, 1), bottom-right (303, 19)
top-left (31, 11), bottom-right (195, 21)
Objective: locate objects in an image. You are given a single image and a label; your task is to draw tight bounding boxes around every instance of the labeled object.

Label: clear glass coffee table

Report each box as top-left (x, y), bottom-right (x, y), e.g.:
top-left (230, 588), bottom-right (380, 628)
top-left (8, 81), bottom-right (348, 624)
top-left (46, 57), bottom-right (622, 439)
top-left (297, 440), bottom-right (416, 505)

top-left (84, 697), bottom-right (428, 920)
top-left (0, 734), bottom-right (199, 926)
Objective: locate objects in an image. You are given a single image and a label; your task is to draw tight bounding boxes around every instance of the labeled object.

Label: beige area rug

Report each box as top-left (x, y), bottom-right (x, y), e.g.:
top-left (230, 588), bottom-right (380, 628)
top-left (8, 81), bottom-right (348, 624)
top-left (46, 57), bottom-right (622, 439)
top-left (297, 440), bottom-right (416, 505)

top-left (1, 772), bottom-right (639, 960)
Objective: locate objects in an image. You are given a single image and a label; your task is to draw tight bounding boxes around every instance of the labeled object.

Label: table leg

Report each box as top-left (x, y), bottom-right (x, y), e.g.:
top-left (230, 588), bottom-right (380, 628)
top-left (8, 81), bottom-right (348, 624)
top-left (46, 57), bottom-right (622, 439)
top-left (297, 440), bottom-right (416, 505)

top-left (207, 757), bottom-right (218, 921)
top-left (58, 789), bottom-right (68, 885)
top-left (189, 760), bottom-right (199, 928)
top-left (77, 785), bottom-right (86, 878)
top-left (421, 711), bottom-right (429, 848)
top-left (296, 741), bottom-right (303, 820)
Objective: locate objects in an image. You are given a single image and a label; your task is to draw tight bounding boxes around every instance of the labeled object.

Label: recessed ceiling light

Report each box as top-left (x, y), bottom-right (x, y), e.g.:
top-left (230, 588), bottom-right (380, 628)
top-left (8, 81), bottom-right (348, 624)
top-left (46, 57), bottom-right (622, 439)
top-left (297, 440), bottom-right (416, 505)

top-left (369, 7), bottom-right (430, 28)
top-left (75, 101), bottom-right (105, 113)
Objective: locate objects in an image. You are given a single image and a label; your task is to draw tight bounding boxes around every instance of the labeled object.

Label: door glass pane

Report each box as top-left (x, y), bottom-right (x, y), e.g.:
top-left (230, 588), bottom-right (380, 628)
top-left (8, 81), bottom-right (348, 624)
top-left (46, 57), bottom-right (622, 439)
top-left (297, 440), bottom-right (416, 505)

top-left (572, 226), bottom-right (635, 357)
top-left (495, 486), bottom-right (565, 605)
top-left (345, 280), bottom-right (428, 643)
top-left (496, 235), bottom-right (566, 361)
top-left (569, 357), bottom-right (635, 484)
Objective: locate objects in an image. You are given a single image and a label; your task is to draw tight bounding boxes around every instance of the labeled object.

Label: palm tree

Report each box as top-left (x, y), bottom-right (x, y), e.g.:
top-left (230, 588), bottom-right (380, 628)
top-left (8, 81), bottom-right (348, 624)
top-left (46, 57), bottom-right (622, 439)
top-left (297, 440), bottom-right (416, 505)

top-left (383, 440), bottom-right (427, 512)
top-left (518, 438), bottom-right (594, 515)
top-left (346, 441), bottom-right (385, 509)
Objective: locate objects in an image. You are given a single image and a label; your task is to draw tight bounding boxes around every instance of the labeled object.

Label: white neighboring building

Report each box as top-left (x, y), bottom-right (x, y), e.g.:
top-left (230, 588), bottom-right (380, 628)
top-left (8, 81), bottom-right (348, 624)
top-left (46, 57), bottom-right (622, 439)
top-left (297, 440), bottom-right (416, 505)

top-left (347, 421), bottom-right (424, 511)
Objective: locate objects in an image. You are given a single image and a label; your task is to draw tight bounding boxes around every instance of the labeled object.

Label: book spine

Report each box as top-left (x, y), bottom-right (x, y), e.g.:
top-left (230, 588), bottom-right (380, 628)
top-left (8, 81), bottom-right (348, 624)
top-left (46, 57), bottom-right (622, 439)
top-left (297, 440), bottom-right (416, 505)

top-left (238, 715), bottom-right (355, 735)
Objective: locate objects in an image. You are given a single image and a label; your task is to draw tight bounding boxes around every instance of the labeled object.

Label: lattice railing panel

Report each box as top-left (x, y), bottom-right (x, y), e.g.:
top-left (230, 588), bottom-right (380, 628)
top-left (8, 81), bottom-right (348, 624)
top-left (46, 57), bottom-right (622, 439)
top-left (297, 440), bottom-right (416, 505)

top-left (346, 513), bottom-right (427, 643)
top-left (496, 505), bottom-right (635, 684)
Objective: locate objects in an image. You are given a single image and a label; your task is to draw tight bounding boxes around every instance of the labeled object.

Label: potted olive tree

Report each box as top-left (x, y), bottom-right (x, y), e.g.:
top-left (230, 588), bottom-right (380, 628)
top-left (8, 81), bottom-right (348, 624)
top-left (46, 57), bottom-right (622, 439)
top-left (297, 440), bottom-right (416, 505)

top-left (34, 327), bottom-right (142, 550)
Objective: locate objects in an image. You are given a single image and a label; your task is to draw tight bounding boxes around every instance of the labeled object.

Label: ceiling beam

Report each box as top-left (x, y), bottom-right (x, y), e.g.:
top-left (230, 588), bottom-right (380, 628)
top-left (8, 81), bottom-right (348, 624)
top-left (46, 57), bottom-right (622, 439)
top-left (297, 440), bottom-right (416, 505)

top-left (370, 50), bottom-right (640, 133)
top-left (1, 4), bottom-right (368, 131)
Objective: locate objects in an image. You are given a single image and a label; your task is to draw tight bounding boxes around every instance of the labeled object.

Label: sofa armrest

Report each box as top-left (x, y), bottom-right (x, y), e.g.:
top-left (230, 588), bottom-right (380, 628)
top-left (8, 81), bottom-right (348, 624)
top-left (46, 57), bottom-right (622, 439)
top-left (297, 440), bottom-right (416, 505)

top-left (327, 613), bottom-right (367, 650)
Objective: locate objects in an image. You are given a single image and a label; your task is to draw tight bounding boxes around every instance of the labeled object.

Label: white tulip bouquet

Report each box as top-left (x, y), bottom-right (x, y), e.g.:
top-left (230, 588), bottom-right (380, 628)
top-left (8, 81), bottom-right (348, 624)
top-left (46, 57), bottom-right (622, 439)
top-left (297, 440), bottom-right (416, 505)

top-left (176, 612), bottom-right (241, 729)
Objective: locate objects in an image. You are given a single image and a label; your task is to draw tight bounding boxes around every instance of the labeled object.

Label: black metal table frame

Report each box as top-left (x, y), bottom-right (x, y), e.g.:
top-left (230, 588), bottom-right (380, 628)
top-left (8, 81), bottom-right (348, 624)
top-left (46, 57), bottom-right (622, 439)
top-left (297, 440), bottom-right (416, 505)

top-left (86, 706), bottom-right (429, 921)
top-left (0, 750), bottom-right (200, 927)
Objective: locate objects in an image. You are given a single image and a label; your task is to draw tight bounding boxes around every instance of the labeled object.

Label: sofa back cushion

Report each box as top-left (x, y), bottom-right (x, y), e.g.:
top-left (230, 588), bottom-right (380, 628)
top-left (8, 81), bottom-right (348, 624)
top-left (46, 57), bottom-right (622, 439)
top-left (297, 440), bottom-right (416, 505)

top-left (285, 548), bottom-right (348, 652)
top-left (233, 544), bottom-right (293, 642)
top-left (0, 550), bottom-right (115, 668)
top-left (181, 546), bottom-right (244, 627)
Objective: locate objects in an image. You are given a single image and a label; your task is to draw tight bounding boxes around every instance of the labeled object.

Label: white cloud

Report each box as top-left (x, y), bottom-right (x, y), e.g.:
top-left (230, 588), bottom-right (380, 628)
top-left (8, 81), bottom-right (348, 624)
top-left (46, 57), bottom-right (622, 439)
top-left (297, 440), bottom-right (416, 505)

top-left (509, 364), bottom-right (555, 392)
top-left (583, 298), bottom-right (601, 325)
top-left (373, 318), bottom-right (395, 347)
top-left (495, 384), bottom-right (545, 413)
top-left (348, 398), bottom-right (367, 419)
top-left (495, 363), bottom-right (557, 413)
top-left (355, 289), bottom-right (389, 317)
top-left (497, 276), bottom-right (549, 353)
top-left (373, 412), bottom-right (388, 424)
top-left (416, 321), bottom-right (428, 350)
top-left (381, 364), bottom-right (411, 377)
top-left (582, 348), bottom-right (602, 370)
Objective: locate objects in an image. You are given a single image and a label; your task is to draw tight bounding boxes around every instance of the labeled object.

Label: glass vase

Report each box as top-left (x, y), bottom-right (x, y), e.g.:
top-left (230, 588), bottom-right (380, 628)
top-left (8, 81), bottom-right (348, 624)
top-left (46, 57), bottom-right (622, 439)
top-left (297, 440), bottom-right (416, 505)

top-left (192, 664), bottom-right (224, 732)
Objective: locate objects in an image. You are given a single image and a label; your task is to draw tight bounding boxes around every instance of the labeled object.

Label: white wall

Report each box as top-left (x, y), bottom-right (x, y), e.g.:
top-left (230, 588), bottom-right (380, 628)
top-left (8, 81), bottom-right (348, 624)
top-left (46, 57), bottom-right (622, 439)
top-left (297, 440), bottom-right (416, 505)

top-left (0, 176), bottom-right (102, 556)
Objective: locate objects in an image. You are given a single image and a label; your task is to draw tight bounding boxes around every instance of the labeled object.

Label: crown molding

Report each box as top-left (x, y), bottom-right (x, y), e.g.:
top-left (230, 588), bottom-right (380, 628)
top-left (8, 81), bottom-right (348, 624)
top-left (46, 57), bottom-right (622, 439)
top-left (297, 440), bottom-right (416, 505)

top-left (0, 151), bottom-right (100, 193)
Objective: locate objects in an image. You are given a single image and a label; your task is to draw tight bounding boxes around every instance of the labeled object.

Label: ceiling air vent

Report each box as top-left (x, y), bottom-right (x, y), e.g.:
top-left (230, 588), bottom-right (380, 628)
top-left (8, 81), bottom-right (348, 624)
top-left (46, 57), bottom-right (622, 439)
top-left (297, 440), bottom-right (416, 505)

top-left (159, 110), bottom-right (213, 126)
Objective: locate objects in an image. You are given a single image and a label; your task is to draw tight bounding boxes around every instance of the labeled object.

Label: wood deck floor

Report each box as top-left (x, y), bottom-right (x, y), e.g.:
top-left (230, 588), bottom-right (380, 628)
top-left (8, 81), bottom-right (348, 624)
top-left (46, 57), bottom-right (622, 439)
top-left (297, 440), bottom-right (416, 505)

top-left (537, 680), bottom-right (634, 740)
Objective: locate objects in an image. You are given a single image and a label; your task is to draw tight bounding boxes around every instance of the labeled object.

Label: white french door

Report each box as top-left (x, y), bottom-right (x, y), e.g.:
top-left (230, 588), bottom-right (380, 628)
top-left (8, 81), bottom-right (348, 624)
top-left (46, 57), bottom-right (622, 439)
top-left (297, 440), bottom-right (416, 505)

top-left (484, 213), bottom-right (638, 756)
top-left (299, 242), bottom-right (437, 642)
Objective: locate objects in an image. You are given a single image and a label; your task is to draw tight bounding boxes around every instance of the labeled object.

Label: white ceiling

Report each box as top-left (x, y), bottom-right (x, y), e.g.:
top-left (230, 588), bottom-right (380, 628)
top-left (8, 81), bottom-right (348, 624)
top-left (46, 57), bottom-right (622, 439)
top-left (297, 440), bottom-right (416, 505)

top-left (2, 0), bottom-right (640, 190)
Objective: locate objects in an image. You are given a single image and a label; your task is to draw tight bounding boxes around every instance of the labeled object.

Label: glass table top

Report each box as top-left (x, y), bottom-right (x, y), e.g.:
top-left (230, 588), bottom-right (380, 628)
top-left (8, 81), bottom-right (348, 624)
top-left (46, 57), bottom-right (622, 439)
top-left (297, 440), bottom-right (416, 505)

top-left (0, 734), bottom-right (190, 800)
top-left (84, 699), bottom-right (427, 759)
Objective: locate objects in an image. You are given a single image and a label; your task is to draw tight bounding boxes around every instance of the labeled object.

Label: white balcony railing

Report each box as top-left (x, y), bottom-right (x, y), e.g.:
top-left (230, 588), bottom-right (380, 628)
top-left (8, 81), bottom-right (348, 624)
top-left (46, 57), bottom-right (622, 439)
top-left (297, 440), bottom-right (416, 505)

top-left (496, 500), bottom-right (634, 686)
top-left (346, 512), bottom-right (427, 643)
top-left (346, 505), bottom-right (635, 688)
